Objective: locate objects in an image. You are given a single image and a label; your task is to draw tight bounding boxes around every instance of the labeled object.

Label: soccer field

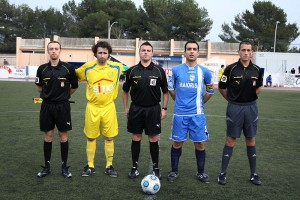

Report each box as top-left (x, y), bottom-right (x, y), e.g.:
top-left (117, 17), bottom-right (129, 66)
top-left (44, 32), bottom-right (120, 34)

top-left (0, 80), bottom-right (299, 200)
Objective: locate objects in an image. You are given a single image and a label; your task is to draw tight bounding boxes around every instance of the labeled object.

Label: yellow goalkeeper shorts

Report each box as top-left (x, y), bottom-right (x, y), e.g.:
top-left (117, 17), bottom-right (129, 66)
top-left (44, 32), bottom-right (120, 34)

top-left (84, 102), bottom-right (118, 139)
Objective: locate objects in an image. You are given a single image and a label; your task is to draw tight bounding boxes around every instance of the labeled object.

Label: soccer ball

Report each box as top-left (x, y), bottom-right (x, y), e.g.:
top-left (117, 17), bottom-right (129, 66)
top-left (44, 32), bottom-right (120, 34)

top-left (141, 174), bottom-right (161, 195)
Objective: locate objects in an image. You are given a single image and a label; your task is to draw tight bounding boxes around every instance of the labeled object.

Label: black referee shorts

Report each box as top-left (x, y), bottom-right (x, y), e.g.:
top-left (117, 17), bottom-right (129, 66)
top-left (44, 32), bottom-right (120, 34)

top-left (127, 103), bottom-right (161, 135)
top-left (226, 101), bottom-right (258, 138)
top-left (40, 101), bottom-right (72, 132)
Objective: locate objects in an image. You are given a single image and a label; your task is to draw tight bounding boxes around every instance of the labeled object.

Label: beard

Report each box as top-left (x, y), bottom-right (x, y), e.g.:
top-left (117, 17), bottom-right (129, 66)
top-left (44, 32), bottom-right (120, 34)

top-left (98, 57), bottom-right (107, 64)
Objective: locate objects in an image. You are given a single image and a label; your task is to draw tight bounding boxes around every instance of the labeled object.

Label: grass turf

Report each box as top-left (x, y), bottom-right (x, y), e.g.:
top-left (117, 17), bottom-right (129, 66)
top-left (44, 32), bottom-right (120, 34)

top-left (0, 81), bottom-right (299, 200)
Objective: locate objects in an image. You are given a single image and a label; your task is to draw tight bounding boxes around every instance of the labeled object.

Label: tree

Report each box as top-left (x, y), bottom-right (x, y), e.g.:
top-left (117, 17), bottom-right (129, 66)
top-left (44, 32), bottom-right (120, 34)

top-left (219, 1), bottom-right (299, 52)
top-left (142, 0), bottom-right (212, 41)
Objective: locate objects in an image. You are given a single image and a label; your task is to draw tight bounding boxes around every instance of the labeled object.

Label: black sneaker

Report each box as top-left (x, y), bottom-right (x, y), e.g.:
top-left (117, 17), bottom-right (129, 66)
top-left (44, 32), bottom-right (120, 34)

top-left (153, 168), bottom-right (162, 180)
top-left (250, 174), bottom-right (262, 185)
top-left (167, 171), bottom-right (178, 182)
top-left (62, 166), bottom-right (72, 178)
top-left (105, 165), bottom-right (118, 178)
top-left (128, 167), bottom-right (139, 179)
top-left (218, 173), bottom-right (227, 185)
top-left (197, 173), bottom-right (210, 183)
top-left (82, 165), bottom-right (95, 177)
top-left (37, 166), bottom-right (50, 177)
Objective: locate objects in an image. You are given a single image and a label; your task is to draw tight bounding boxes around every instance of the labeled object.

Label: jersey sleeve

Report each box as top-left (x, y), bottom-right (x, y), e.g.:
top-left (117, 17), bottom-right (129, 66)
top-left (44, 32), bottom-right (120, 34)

top-left (256, 68), bottom-right (263, 88)
top-left (160, 67), bottom-right (169, 93)
top-left (218, 66), bottom-right (230, 89)
top-left (69, 65), bottom-right (79, 89)
top-left (122, 67), bottom-right (132, 92)
top-left (75, 63), bottom-right (88, 81)
top-left (168, 68), bottom-right (175, 91)
top-left (203, 68), bottom-right (214, 94)
top-left (35, 66), bottom-right (43, 86)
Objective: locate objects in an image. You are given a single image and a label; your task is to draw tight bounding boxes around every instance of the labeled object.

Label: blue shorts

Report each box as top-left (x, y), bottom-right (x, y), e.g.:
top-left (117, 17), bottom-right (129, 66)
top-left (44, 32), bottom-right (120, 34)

top-left (170, 114), bottom-right (207, 142)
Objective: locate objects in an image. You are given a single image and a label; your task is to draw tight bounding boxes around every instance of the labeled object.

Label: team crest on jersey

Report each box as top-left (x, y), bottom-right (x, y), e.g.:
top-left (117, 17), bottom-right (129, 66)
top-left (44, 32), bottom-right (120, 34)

top-left (221, 75), bottom-right (227, 82)
top-left (150, 79), bottom-right (157, 86)
top-left (189, 74), bottom-right (195, 81)
top-left (107, 72), bottom-right (113, 78)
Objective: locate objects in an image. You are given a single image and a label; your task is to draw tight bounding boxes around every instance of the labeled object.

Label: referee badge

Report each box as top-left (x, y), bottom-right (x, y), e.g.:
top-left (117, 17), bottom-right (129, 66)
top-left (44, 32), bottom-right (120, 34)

top-left (150, 79), bottom-right (157, 86)
top-left (221, 75), bottom-right (227, 82)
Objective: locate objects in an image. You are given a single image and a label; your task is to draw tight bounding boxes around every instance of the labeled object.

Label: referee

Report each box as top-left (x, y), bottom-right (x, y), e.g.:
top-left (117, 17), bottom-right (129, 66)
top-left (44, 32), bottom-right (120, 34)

top-left (217, 40), bottom-right (263, 185)
top-left (35, 41), bottom-right (78, 178)
top-left (122, 41), bottom-right (169, 179)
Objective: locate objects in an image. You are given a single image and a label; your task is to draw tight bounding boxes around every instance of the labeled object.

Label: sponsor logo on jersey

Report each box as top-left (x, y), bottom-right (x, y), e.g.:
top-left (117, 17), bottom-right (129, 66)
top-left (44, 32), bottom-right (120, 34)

top-left (179, 82), bottom-right (198, 88)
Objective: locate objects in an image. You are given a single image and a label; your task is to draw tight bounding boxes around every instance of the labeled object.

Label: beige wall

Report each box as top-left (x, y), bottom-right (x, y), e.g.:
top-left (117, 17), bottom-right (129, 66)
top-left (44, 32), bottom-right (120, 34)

top-left (16, 37), bottom-right (240, 67)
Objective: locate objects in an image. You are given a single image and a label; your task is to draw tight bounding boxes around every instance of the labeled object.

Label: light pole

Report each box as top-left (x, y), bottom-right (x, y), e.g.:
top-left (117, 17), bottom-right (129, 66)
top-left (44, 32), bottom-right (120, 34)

top-left (108, 21), bottom-right (118, 39)
top-left (273, 21), bottom-right (280, 52)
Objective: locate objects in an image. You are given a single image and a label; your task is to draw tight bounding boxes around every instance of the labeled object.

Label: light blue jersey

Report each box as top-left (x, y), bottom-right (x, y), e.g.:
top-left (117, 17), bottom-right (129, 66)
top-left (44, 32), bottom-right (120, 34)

top-left (168, 63), bottom-right (214, 115)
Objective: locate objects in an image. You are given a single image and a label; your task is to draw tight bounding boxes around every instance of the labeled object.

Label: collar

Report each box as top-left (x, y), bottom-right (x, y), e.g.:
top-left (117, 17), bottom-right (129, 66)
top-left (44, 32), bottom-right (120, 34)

top-left (237, 59), bottom-right (254, 69)
top-left (48, 60), bottom-right (62, 68)
top-left (137, 61), bottom-right (155, 70)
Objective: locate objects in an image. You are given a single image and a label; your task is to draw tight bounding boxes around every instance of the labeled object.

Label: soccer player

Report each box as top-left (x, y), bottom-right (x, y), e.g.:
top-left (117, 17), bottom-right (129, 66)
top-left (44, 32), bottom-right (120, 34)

top-left (76, 41), bottom-right (124, 177)
top-left (217, 40), bottom-right (263, 185)
top-left (35, 41), bottom-right (78, 178)
top-left (167, 40), bottom-right (214, 183)
top-left (122, 41), bottom-right (169, 179)
top-left (218, 64), bottom-right (225, 81)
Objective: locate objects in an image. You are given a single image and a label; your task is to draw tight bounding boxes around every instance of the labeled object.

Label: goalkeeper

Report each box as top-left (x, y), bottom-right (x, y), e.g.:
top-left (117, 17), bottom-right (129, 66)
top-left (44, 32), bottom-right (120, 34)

top-left (76, 41), bottom-right (125, 178)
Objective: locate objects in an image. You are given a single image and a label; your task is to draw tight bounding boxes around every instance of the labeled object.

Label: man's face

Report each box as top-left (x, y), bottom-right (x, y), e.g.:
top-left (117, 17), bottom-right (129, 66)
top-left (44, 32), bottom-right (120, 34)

top-left (238, 44), bottom-right (253, 62)
top-left (47, 43), bottom-right (61, 60)
top-left (96, 47), bottom-right (109, 64)
top-left (184, 43), bottom-right (199, 62)
top-left (139, 45), bottom-right (153, 62)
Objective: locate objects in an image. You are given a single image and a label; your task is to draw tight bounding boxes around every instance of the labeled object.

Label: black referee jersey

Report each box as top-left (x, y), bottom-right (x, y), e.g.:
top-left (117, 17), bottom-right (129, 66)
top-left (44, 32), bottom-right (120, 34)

top-left (35, 60), bottom-right (78, 103)
top-left (218, 60), bottom-right (263, 103)
top-left (122, 62), bottom-right (168, 107)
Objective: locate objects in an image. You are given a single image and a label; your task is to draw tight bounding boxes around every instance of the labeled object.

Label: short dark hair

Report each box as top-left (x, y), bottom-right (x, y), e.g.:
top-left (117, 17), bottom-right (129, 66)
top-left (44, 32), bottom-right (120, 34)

top-left (92, 41), bottom-right (112, 55)
top-left (184, 40), bottom-right (199, 52)
top-left (239, 40), bottom-right (253, 50)
top-left (47, 41), bottom-right (61, 49)
top-left (139, 41), bottom-right (153, 52)
top-left (221, 64), bottom-right (224, 68)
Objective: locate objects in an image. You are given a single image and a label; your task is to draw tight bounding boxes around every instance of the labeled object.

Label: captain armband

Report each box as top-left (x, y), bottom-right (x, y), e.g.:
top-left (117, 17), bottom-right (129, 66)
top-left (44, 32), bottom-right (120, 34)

top-left (206, 84), bottom-right (214, 93)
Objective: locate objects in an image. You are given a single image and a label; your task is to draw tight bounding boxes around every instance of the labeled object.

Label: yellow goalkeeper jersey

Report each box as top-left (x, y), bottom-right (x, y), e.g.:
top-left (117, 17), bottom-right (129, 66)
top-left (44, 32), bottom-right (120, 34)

top-left (76, 60), bottom-right (124, 107)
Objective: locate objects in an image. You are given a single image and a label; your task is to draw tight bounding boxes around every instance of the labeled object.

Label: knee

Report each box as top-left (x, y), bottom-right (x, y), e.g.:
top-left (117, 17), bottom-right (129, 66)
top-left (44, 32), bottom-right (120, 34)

top-left (148, 135), bottom-right (158, 142)
top-left (59, 132), bottom-right (68, 142)
top-left (225, 137), bottom-right (236, 147)
top-left (246, 137), bottom-right (256, 146)
top-left (44, 131), bottom-right (54, 142)
top-left (132, 134), bottom-right (142, 141)
top-left (195, 142), bottom-right (205, 150)
top-left (173, 141), bottom-right (183, 149)
top-left (105, 137), bottom-right (114, 142)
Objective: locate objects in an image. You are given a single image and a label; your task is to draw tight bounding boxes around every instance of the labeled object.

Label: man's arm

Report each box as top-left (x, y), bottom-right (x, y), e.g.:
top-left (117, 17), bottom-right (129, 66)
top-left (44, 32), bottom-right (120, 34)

top-left (70, 88), bottom-right (77, 95)
top-left (218, 88), bottom-right (228, 101)
top-left (160, 92), bottom-right (169, 120)
top-left (37, 85), bottom-right (42, 93)
top-left (256, 86), bottom-right (262, 95)
top-left (169, 90), bottom-right (175, 100)
top-left (204, 93), bottom-right (213, 103)
top-left (122, 91), bottom-right (129, 117)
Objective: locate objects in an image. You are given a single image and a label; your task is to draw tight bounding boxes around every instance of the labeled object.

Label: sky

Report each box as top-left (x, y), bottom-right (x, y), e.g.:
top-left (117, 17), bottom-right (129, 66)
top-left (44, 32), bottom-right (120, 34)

top-left (8, 0), bottom-right (300, 47)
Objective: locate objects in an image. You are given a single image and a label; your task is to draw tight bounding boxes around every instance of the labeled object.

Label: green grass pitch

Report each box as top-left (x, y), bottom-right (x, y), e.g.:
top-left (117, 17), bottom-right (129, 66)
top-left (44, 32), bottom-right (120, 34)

top-left (0, 81), bottom-right (299, 199)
